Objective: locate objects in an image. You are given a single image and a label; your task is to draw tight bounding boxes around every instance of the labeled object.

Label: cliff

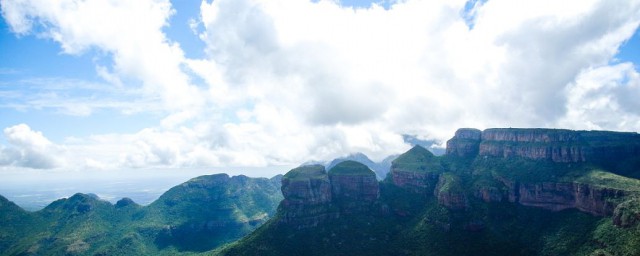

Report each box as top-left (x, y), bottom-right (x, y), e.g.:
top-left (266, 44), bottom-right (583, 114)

top-left (328, 160), bottom-right (379, 203)
top-left (280, 165), bottom-right (337, 229)
top-left (472, 129), bottom-right (640, 167)
top-left (445, 128), bottom-right (482, 157)
top-left (279, 162), bottom-right (383, 228)
top-left (478, 176), bottom-right (627, 216)
top-left (390, 145), bottom-right (443, 194)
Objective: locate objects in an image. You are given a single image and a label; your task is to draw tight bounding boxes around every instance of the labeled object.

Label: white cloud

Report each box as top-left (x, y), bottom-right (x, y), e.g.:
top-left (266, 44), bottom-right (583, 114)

top-left (560, 63), bottom-right (640, 130)
top-left (1, 0), bottom-right (640, 173)
top-left (0, 124), bottom-right (63, 169)
top-left (0, 0), bottom-right (204, 117)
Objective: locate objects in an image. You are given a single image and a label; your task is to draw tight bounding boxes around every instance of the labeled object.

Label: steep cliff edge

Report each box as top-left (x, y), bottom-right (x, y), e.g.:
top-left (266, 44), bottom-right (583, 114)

top-left (446, 128), bottom-right (640, 172)
top-left (446, 128), bottom-right (482, 158)
top-left (480, 128), bottom-right (640, 168)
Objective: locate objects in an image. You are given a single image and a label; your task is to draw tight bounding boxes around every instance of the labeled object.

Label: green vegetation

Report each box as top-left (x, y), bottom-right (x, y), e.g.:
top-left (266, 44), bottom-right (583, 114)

top-left (283, 165), bottom-right (327, 181)
top-left (391, 145), bottom-right (443, 173)
top-left (328, 160), bottom-right (374, 176)
top-left (566, 169), bottom-right (640, 192)
top-left (218, 180), bottom-right (622, 256)
top-left (436, 172), bottom-right (464, 194)
top-left (0, 174), bottom-right (283, 255)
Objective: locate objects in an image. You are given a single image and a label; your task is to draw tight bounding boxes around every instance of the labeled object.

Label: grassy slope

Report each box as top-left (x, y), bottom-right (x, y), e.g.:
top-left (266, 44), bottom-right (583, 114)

top-left (391, 145), bottom-right (444, 174)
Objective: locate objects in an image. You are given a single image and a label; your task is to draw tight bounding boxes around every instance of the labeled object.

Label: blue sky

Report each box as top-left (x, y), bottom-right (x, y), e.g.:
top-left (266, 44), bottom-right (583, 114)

top-left (0, 0), bottom-right (640, 176)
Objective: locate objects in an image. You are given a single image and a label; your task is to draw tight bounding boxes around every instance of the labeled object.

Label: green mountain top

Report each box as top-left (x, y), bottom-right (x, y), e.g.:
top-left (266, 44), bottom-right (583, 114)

top-left (328, 160), bottom-right (374, 176)
top-left (283, 165), bottom-right (327, 181)
top-left (391, 145), bottom-right (443, 173)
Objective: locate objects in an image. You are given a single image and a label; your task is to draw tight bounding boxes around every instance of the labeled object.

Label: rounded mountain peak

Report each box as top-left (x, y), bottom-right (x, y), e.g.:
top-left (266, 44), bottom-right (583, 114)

top-left (328, 160), bottom-right (374, 176)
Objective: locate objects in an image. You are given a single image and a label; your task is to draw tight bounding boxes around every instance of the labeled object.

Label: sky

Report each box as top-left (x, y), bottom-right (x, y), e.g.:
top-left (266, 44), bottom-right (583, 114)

top-left (1, 0), bottom-right (640, 179)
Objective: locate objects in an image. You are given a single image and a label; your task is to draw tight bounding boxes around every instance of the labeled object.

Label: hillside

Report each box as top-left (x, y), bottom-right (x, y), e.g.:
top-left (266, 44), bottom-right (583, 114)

top-left (0, 174), bottom-right (283, 255)
top-left (218, 128), bottom-right (640, 256)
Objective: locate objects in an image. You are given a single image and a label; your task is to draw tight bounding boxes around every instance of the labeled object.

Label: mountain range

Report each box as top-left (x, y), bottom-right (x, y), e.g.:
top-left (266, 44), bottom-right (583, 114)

top-left (2, 128), bottom-right (640, 255)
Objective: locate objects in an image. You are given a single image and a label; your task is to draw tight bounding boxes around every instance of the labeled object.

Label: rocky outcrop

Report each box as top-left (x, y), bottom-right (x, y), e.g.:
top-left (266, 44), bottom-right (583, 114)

top-left (328, 161), bottom-right (380, 213)
top-left (329, 161), bottom-right (379, 203)
top-left (279, 162), bottom-right (384, 228)
top-left (446, 128), bottom-right (482, 158)
top-left (390, 146), bottom-right (443, 194)
top-left (613, 198), bottom-right (640, 227)
top-left (280, 165), bottom-right (337, 229)
top-left (486, 176), bottom-right (626, 216)
top-left (434, 173), bottom-right (468, 210)
top-left (476, 128), bottom-right (640, 164)
top-left (392, 171), bottom-right (440, 194)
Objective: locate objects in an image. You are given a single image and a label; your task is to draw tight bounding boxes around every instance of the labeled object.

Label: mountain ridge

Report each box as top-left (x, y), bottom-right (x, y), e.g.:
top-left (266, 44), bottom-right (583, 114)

top-left (219, 128), bottom-right (640, 256)
top-left (0, 173), bottom-right (284, 255)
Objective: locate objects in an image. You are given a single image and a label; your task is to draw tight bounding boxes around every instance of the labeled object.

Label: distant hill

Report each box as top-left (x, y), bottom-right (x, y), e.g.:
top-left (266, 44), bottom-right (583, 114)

top-left (0, 174), bottom-right (283, 255)
top-left (218, 128), bottom-right (640, 256)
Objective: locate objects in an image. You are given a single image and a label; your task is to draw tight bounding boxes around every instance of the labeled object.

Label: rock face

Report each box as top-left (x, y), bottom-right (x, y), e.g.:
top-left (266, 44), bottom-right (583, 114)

top-left (446, 128), bottom-right (640, 216)
top-left (516, 182), bottom-right (624, 216)
top-left (476, 128), bottom-right (640, 164)
top-left (279, 162), bottom-right (382, 228)
top-left (446, 128), bottom-right (482, 158)
top-left (280, 165), bottom-right (337, 229)
top-left (328, 160), bottom-right (379, 203)
top-left (477, 175), bottom-right (627, 216)
top-left (613, 198), bottom-right (640, 227)
top-left (390, 145), bottom-right (443, 194)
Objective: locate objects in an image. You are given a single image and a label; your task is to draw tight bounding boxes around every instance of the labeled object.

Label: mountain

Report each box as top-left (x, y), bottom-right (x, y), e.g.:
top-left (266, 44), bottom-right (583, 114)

top-left (0, 174), bottom-right (283, 255)
top-left (218, 128), bottom-right (640, 256)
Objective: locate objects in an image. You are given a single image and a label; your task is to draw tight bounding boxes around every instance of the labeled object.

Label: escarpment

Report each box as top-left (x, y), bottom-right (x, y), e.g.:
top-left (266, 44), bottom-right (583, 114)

top-left (465, 128), bottom-right (640, 166)
top-left (278, 128), bottom-right (640, 230)
top-left (446, 128), bottom-right (640, 216)
top-left (475, 177), bottom-right (627, 216)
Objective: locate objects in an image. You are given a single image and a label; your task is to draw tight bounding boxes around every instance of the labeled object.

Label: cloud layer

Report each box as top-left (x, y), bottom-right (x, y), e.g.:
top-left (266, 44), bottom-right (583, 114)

top-left (1, 0), bottom-right (640, 174)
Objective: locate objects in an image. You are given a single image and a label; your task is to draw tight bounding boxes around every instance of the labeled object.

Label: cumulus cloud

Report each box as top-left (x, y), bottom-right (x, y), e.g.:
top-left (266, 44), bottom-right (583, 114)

top-left (1, 0), bottom-right (640, 172)
top-left (0, 0), bottom-right (204, 119)
top-left (0, 124), bottom-right (63, 169)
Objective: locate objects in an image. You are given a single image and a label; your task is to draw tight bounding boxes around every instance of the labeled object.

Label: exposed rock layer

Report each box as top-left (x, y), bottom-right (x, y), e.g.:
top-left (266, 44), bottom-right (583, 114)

top-left (447, 128), bottom-right (640, 164)
top-left (280, 162), bottom-right (380, 228)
